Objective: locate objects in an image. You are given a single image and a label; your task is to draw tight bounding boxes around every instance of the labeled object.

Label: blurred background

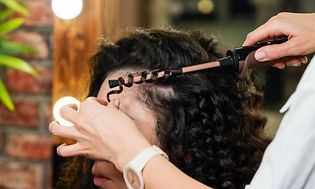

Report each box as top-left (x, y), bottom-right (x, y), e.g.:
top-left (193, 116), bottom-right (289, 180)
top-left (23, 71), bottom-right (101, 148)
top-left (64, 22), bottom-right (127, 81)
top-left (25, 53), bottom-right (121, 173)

top-left (0, 0), bottom-right (314, 188)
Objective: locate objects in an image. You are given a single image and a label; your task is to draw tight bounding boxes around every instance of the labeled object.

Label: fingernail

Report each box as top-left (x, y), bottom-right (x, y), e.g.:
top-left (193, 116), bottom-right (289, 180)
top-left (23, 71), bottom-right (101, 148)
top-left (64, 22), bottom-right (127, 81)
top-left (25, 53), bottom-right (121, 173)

top-left (255, 51), bottom-right (266, 60)
top-left (289, 63), bottom-right (301, 67)
top-left (278, 65), bottom-right (285, 69)
top-left (49, 122), bottom-right (56, 132)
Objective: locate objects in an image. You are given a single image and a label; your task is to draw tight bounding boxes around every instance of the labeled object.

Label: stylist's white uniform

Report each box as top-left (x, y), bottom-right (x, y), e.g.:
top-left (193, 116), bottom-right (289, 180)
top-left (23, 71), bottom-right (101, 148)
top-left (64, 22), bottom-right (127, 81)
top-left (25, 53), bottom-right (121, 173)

top-left (246, 57), bottom-right (315, 189)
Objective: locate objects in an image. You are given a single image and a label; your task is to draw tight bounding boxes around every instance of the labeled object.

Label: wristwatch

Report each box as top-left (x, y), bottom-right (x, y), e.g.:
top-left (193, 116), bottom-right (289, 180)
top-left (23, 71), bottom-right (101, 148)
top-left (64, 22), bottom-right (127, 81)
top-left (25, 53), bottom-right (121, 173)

top-left (123, 145), bottom-right (169, 189)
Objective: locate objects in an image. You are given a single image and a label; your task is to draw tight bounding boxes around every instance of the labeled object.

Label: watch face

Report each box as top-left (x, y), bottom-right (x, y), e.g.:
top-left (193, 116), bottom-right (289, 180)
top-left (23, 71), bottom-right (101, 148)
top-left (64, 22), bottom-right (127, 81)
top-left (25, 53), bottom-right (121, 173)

top-left (127, 169), bottom-right (141, 189)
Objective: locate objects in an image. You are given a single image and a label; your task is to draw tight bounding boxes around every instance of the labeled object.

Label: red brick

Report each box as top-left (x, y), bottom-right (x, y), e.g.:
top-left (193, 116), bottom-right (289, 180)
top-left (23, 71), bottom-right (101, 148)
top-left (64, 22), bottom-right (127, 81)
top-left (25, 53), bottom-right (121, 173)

top-left (0, 132), bottom-right (3, 152)
top-left (0, 99), bottom-right (39, 127)
top-left (6, 65), bottom-right (52, 93)
top-left (8, 31), bottom-right (49, 60)
top-left (45, 100), bottom-right (53, 127)
top-left (6, 133), bottom-right (52, 161)
top-left (0, 161), bottom-right (43, 189)
top-left (47, 164), bottom-right (52, 189)
top-left (24, 0), bottom-right (53, 26)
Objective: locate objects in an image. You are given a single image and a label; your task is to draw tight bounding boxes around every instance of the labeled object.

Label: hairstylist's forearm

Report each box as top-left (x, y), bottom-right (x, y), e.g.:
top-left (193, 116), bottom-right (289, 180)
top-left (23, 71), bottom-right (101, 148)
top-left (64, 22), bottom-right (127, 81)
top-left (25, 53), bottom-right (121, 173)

top-left (143, 155), bottom-right (212, 189)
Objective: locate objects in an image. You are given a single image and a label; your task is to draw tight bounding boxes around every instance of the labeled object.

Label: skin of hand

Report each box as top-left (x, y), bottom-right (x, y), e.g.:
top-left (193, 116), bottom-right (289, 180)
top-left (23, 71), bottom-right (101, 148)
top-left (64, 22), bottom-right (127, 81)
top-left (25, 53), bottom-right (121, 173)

top-left (243, 12), bottom-right (315, 68)
top-left (49, 97), bottom-right (151, 171)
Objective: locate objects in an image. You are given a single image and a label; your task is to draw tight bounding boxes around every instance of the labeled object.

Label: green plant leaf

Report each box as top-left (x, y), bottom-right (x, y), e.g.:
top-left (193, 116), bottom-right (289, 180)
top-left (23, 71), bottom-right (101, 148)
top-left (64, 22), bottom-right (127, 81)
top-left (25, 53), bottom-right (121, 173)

top-left (0, 9), bottom-right (14, 22)
top-left (0, 78), bottom-right (14, 111)
top-left (0, 38), bottom-right (36, 55)
top-left (0, 0), bottom-right (30, 16)
top-left (0, 54), bottom-right (37, 76)
top-left (0, 18), bottom-right (24, 35)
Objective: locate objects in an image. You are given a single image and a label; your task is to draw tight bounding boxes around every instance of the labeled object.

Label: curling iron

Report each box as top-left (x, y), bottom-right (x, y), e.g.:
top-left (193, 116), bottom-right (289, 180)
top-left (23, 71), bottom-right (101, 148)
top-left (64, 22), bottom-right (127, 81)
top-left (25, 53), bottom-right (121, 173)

top-left (107, 37), bottom-right (307, 101)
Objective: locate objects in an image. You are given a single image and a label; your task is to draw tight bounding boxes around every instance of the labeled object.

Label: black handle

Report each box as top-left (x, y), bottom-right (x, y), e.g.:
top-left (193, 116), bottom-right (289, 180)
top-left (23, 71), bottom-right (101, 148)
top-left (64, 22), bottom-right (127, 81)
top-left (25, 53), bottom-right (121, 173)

top-left (227, 37), bottom-right (288, 62)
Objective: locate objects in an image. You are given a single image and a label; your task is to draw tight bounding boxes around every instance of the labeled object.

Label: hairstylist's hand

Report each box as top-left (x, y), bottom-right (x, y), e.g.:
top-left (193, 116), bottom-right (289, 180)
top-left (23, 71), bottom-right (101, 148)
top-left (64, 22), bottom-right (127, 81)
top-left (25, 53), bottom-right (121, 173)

top-left (49, 97), bottom-right (151, 171)
top-left (244, 12), bottom-right (315, 68)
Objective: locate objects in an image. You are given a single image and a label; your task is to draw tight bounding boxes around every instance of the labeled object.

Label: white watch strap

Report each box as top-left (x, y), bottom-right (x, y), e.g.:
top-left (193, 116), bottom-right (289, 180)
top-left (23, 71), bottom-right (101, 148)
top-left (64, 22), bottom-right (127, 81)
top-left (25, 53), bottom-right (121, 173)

top-left (123, 145), bottom-right (168, 189)
top-left (132, 145), bottom-right (168, 169)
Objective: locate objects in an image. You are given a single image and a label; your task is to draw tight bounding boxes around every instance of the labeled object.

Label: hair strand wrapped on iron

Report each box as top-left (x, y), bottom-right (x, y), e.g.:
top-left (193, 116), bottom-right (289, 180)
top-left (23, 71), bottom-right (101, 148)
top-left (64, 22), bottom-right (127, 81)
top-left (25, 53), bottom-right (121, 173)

top-left (107, 36), bottom-right (307, 101)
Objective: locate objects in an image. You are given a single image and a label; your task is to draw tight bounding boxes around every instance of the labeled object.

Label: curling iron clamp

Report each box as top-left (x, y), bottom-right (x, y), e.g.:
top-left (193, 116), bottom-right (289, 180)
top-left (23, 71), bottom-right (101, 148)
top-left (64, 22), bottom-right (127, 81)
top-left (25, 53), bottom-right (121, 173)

top-left (107, 37), bottom-right (307, 101)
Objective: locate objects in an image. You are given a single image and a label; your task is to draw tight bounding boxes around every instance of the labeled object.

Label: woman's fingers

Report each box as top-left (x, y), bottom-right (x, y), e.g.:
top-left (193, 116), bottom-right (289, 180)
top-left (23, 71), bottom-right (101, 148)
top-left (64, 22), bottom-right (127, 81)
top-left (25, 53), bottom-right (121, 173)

top-left (271, 62), bottom-right (285, 69)
top-left (59, 105), bottom-right (79, 125)
top-left (49, 121), bottom-right (81, 140)
top-left (84, 96), bottom-right (108, 106)
top-left (269, 56), bottom-right (308, 69)
top-left (244, 13), bottom-right (315, 61)
top-left (244, 17), bottom-right (287, 46)
top-left (285, 59), bottom-right (301, 67)
top-left (299, 56), bottom-right (309, 64)
top-left (254, 41), bottom-right (296, 61)
top-left (57, 143), bottom-right (85, 157)
top-left (95, 97), bottom-right (108, 106)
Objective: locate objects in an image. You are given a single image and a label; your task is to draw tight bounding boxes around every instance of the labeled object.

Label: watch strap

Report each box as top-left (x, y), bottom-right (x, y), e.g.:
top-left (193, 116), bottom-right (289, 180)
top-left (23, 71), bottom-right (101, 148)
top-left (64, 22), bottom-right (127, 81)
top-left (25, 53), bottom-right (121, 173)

top-left (123, 145), bottom-right (168, 189)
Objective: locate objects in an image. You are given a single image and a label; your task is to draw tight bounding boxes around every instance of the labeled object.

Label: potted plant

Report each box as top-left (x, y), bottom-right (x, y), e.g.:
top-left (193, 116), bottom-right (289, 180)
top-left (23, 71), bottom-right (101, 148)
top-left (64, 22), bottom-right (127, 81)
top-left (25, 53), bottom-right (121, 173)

top-left (0, 0), bottom-right (37, 111)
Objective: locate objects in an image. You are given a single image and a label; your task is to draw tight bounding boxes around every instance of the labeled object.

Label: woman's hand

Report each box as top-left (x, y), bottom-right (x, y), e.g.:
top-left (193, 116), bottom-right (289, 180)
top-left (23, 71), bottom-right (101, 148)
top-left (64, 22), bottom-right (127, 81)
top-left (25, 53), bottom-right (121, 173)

top-left (244, 12), bottom-right (315, 68)
top-left (49, 97), bottom-right (151, 171)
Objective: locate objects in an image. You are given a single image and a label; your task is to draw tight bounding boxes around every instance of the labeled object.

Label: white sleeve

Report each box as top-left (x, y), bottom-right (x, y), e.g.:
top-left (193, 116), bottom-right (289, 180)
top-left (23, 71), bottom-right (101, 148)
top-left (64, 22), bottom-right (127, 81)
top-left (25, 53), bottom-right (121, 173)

top-left (246, 57), bottom-right (315, 189)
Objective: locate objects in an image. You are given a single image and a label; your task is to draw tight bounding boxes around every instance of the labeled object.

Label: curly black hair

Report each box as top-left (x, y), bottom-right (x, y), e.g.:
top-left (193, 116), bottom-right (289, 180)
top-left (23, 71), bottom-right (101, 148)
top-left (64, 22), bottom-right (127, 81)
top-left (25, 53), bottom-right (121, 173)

top-left (56, 28), bottom-right (269, 189)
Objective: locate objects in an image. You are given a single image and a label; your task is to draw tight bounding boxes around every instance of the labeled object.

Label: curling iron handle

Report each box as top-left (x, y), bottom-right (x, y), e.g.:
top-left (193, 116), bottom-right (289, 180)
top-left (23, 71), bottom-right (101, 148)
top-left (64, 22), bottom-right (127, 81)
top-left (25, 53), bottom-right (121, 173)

top-left (238, 51), bottom-right (298, 77)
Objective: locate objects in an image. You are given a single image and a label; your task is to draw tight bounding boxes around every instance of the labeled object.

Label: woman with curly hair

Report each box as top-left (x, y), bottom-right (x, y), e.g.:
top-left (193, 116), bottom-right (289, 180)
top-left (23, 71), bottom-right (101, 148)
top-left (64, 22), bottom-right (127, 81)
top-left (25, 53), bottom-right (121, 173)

top-left (55, 28), bottom-right (269, 189)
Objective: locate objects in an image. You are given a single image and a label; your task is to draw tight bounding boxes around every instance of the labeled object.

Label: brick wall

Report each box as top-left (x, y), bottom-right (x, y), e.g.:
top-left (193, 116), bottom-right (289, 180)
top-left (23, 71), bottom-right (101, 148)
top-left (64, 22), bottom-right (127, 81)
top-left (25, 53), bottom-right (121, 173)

top-left (0, 0), bottom-right (53, 188)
